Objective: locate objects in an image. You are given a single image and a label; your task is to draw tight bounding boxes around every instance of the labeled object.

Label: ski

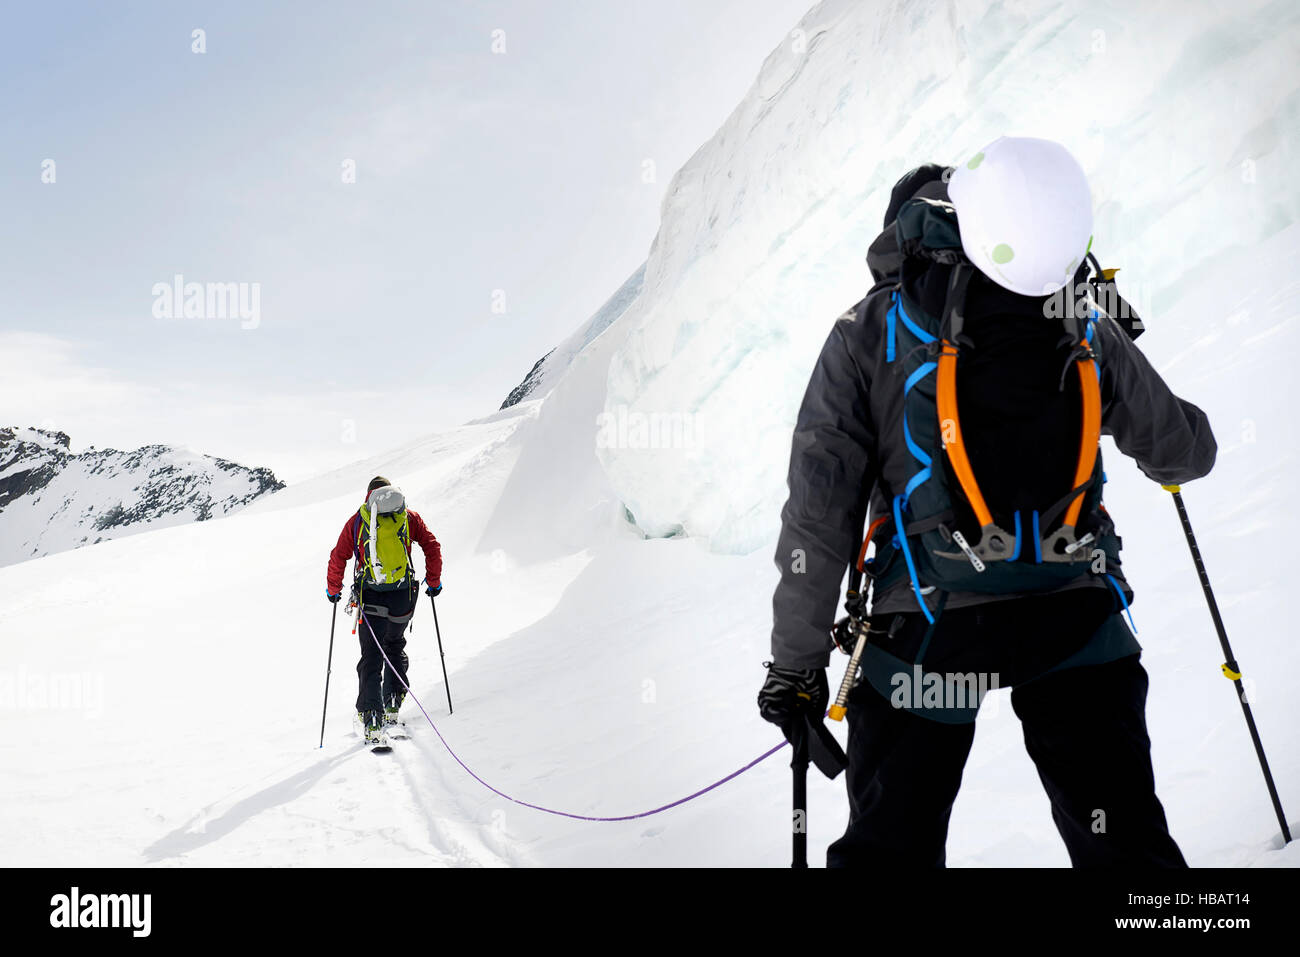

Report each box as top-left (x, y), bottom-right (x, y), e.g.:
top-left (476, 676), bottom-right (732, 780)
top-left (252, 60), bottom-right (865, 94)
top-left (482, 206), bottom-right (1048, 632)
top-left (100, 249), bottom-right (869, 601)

top-left (368, 725), bottom-right (392, 753)
top-left (382, 704), bottom-right (410, 740)
top-left (367, 717), bottom-right (408, 752)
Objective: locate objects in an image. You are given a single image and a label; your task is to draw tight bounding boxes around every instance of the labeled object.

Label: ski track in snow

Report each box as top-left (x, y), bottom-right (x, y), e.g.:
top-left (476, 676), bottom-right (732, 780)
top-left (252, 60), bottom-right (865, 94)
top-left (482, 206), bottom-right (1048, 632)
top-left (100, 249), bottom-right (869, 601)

top-left (141, 733), bottom-right (520, 868)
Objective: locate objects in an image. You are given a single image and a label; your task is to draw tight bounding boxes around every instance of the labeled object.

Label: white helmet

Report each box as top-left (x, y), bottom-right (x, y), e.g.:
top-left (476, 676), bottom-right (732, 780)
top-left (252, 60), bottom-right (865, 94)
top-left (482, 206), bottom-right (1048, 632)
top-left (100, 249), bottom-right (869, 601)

top-left (947, 136), bottom-right (1093, 297)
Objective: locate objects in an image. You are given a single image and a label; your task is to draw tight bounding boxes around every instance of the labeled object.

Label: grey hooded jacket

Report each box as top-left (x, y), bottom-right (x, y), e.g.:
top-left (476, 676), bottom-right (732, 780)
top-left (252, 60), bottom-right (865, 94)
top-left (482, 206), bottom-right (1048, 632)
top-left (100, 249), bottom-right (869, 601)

top-left (770, 177), bottom-right (1217, 671)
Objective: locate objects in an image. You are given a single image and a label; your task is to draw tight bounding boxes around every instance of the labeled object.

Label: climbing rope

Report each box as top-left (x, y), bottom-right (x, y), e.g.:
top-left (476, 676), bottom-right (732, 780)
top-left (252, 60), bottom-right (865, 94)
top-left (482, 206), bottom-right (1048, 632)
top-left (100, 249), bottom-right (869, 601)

top-left (361, 617), bottom-right (788, 821)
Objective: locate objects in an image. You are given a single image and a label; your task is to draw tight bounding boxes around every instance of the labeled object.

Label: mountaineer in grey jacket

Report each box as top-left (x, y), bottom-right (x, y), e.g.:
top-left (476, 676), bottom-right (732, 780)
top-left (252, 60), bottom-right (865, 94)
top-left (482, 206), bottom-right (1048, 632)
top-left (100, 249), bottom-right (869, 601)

top-left (757, 137), bottom-right (1216, 867)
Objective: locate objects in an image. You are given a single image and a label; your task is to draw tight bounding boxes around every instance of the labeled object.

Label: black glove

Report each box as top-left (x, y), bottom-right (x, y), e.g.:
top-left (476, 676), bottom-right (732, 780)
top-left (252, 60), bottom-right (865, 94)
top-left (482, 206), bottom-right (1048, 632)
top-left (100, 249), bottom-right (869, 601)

top-left (327, 590), bottom-right (341, 604)
top-left (757, 664), bottom-right (828, 727)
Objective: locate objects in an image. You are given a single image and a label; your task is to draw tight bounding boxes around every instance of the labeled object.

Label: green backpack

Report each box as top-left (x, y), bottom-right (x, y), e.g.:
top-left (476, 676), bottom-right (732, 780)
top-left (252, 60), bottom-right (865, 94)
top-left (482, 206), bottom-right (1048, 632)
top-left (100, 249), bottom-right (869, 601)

top-left (355, 486), bottom-right (413, 592)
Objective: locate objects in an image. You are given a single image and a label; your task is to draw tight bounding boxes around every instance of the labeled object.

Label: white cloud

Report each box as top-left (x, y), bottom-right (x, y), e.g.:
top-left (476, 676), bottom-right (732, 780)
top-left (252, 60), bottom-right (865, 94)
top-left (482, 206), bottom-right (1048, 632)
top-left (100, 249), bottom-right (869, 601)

top-left (0, 331), bottom-right (460, 482)
top-left (0, 332), bottom-right (162, 452)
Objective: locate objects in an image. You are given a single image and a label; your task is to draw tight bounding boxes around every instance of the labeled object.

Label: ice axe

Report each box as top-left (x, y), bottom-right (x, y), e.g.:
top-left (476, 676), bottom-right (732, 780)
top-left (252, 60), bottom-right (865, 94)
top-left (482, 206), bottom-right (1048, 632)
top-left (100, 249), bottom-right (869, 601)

top-left (829, 614), bottom-right (870, 723)
top-left (828, 515), bottom-right (894, 723)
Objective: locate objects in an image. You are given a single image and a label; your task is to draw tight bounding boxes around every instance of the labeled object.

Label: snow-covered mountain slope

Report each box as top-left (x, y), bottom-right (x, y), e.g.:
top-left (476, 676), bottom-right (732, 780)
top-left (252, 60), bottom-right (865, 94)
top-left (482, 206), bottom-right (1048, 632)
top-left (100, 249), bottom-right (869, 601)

top-left (1, 0), bottom-right (1297, 868)
top-left (597, 0), bottom-right (1300, 553)
top-left (2, 277), bottom-right (1296, 867)
top-left (0, 426), bottom-right (283, 567)
top-left (499, 264), bottom-right (646, 410)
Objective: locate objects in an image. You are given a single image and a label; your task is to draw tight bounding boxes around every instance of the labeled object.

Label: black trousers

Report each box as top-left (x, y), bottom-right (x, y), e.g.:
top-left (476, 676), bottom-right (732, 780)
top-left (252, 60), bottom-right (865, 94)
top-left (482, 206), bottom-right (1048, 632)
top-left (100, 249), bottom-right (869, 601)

top-left (355, 586), bottom-right (417, 714)
top-left (827, 652), bottom-right (1187, 868)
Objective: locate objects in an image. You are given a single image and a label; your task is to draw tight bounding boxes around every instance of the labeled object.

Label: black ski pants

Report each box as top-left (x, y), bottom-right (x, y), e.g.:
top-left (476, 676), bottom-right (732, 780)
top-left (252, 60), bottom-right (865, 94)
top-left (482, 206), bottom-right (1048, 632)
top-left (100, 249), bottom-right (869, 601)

top-left (355, 586), bottom-right (417, 715)
top-left (826, 651), bottom-right (1188, 868)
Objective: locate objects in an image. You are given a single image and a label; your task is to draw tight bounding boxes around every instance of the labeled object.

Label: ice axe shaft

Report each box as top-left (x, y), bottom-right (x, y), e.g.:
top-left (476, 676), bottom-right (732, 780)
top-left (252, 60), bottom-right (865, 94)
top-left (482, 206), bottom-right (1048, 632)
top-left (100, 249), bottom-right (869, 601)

top-left (830, 619), bottom-right (870, 721)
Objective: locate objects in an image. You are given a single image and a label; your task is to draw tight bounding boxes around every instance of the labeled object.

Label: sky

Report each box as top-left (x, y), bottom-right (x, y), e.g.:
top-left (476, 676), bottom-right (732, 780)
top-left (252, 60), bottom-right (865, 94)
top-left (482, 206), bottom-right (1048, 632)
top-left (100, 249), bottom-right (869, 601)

top-left (0, 0), bottom-right (812, 481)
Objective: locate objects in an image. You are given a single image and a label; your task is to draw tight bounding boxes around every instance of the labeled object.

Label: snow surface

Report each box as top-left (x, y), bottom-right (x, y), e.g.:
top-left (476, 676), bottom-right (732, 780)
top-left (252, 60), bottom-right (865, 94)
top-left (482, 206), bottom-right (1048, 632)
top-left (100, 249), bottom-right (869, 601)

top-left (1, 0), bottom-right (1297, 867)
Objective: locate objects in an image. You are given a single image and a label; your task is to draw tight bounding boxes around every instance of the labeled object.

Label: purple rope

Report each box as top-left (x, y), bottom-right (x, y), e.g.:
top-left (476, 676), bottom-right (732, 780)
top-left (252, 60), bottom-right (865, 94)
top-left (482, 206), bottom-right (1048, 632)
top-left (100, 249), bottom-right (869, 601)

top-left (360, 615), bottom-right (788, 821)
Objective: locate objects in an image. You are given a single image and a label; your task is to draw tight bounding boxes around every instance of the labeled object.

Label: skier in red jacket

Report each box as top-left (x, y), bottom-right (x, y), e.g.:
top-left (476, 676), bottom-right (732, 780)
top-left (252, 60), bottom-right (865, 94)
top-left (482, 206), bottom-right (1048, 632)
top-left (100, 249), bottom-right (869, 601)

top-left (327, 475), bottom-right (443, 739)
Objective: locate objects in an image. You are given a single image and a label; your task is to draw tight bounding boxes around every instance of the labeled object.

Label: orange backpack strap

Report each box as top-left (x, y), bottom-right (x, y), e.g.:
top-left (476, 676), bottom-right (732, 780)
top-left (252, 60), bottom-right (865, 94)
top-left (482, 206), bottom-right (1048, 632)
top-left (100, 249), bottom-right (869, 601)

top-left (936, 323), bottom-right (1102, 566)
top-left (935, 338), bottom-right (993, 530)
top-left (1063, 348), bottom-right (1102, 531)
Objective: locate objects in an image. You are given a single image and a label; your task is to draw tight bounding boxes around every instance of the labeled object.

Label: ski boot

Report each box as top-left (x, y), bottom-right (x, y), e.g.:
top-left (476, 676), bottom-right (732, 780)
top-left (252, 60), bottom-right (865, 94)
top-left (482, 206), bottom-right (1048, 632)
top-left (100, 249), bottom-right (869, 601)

top-left (383, 694), bottom-right (407, 738)
top-left (358, 710), bottom-right (388, 749)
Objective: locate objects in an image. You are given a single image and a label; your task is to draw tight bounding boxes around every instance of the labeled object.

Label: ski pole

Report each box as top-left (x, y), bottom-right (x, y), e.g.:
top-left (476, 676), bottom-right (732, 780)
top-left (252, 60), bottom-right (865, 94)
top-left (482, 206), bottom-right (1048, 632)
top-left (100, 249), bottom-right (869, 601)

top-left (790, 718), bottom-right (809, 868)
top-left (429, 593), bottom-right (453, 714)
top-left (1163, 484), bottom-right (1292, 844)
top-left (319, 602), bottom-right (338, 749)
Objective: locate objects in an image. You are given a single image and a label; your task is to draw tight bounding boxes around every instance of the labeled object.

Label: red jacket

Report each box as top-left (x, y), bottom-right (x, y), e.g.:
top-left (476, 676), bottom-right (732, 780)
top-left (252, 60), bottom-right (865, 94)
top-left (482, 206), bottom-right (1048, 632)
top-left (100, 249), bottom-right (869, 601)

top-left (327, 505), bottom-right (443, 596)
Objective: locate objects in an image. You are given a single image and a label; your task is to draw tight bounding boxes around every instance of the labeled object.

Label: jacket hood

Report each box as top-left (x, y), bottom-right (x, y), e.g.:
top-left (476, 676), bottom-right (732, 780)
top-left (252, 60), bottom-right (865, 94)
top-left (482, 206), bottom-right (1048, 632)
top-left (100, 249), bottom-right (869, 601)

top-left (866, 163), bottom-right (953, 291)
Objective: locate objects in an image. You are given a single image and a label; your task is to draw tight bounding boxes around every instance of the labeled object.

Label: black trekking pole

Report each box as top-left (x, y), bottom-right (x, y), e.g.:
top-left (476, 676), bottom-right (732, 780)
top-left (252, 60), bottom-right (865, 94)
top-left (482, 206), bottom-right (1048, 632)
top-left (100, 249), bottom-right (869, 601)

top-left (1163, 484), bottom-right (1292, 844)
top-left (789, 718), bottom-right (810, 868)
top-left (785, 709), bottom-right (845, 867)
top-left (319, 602), bottom-right (338, 749)
top-left (428, 594), bottom-right (453, 714)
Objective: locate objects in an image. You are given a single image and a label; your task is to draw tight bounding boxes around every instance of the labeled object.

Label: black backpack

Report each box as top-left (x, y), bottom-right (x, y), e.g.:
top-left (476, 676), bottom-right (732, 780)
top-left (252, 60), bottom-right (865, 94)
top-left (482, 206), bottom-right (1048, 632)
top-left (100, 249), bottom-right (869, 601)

top-left (863, 194), bottom-right (1142, 621)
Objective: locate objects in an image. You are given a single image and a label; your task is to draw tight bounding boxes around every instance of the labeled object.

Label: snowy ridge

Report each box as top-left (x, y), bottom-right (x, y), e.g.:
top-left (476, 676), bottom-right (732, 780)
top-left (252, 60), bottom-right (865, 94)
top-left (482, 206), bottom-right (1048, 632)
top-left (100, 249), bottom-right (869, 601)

top-left (0, 426), bottom-right (284, 567)
top-left (499, 263), bottom-right (646, 410)
top-left (597, 0), bottom-right (1300, 553)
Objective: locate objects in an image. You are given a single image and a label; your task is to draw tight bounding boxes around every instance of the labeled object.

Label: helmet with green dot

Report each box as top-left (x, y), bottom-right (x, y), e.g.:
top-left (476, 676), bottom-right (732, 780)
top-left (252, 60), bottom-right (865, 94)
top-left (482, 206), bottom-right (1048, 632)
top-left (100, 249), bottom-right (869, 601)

top-left (947, 136), bottom-right (1093, 297)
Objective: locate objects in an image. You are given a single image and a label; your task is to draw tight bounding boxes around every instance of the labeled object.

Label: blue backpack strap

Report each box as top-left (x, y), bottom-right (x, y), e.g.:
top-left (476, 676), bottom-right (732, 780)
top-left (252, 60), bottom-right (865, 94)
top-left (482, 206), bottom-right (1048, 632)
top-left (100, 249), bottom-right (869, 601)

top-left (886, 294), bottom-right (899, 362)
top-left (893, 493), bottom-right (935, 625)
top-left (1086, 309), bottom-right (1101, 382)
top-left (896, 295), bottom-right (938, 346)
top-left (914, 591), bottom-right (949, 663)
top-left (1105, 574), bottom-right (1138, 633)
top-left (901, 361), bottom-right (939, 506)
top-left (887, 290), bottom-right (938, 364)
top-left (1007, 511), bottom-right (1023, 562)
